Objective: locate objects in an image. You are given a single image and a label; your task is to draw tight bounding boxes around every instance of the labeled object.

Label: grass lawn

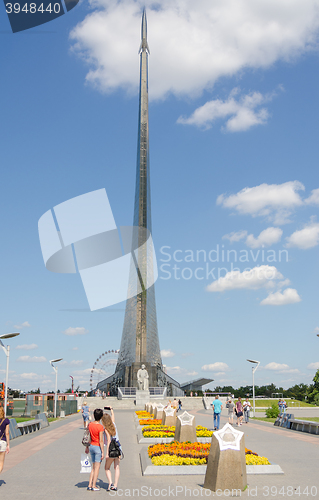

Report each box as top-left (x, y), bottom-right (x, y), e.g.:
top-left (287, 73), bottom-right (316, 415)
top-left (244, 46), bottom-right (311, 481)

top-left (12, 417), bottom-right (58, 423)
top-left (14, 417), bottom-right (32, 423)
top-left (252, 417), bottom-right (277, 423)
top-left (252, 416), bottom-right (319, 424)
top-left (252, 399), bottom-right (315, 408)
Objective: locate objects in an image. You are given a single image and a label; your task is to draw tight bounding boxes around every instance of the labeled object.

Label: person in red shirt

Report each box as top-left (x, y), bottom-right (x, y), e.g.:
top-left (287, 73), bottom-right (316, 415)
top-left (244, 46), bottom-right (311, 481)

top-left (85, 408), bottom-right (104, 491)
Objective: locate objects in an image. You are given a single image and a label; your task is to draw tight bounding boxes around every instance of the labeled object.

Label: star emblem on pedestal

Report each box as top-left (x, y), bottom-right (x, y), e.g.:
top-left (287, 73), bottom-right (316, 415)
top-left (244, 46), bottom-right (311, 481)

top-left (214, 423), bottom-right (243, 451)
top-left (156, 403), bottom-right (164, 411)
top-left (164, 406), bottom-right (175, 417)
top-left (177, 411), bottom-right (195, 426)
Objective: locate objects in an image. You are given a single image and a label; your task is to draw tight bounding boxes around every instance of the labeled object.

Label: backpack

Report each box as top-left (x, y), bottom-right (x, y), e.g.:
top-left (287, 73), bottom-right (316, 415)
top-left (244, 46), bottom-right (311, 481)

top-left (109, 438), bottom-right (121, 458)
top-left (82, 428), bottom-right (91, 446)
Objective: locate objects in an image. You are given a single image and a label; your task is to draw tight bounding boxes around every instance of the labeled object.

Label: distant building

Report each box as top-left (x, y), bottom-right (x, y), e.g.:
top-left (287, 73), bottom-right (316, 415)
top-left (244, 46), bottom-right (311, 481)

top-left (25, 393), bottom-right (76, 416)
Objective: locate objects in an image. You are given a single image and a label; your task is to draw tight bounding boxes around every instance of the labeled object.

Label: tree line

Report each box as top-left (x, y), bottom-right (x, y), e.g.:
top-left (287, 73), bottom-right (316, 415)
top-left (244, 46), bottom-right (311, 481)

top-left (205, 369), bottom-right (319, 404)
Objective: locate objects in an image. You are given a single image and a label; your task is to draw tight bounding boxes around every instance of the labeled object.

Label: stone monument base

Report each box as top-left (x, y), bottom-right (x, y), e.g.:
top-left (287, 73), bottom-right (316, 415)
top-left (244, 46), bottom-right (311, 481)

top-left (135, 390), bottom-right (151, 409)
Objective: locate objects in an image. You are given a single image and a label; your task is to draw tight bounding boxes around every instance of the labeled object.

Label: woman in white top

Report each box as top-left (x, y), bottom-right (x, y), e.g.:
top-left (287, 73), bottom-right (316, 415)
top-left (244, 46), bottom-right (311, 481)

top-left (102, 408), bottom-right (120, 492)
top-left (243, 398), bottom-right (252, 423)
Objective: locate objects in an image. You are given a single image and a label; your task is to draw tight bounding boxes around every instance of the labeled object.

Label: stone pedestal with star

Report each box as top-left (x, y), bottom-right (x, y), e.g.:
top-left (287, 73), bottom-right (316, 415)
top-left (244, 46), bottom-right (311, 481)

top-left (204, 423), bottom-right (247, 492)
top-left (174, 411), bottom-right (197, 442)
top-left (162, 406), bottom-right (176, 426)
top-left (154, 403), bottom-right (165, 420)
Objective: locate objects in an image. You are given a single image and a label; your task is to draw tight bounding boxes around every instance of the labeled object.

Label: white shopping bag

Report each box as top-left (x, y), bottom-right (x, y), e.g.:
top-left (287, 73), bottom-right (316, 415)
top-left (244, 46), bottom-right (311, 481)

top-left (80, 453), bottom-right (92, 473)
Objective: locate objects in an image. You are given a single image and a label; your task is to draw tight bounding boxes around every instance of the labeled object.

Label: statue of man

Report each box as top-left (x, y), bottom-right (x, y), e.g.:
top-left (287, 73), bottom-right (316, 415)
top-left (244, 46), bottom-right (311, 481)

top-left (137, 364), bottom-right (149, 391)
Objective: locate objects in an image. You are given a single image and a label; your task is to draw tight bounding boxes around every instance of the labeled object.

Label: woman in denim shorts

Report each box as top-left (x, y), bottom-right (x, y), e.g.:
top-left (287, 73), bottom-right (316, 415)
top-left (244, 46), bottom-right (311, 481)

top-left (0, 406), bottom-right (10, 474)
top-left (85, 408), bottom-right (104, 491)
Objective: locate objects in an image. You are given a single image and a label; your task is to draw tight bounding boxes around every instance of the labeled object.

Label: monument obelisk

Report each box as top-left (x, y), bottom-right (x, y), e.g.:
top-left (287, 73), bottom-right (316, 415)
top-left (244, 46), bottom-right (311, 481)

top-left (115, 10), bottom-right (164, 387)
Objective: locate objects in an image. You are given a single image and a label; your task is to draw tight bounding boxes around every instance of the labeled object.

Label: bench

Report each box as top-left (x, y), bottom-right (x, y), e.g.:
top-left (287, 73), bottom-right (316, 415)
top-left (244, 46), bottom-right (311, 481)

top-left (17, 419), bottom-right (41, 435)
top-left (289, 419), bottom-right (319, 435)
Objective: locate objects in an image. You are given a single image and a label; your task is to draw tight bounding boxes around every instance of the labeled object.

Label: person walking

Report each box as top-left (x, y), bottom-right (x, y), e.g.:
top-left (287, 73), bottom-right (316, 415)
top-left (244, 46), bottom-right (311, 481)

top-left (102, 408), bottom-right (120, 492)
top-left (85, 408), bottom-right (104, 491)
top-left (177, 399), bottom-right (182, 412)
top-left (81, 401), bottom-right (90, 429)
top-left (236, 397), bottom-right (244, 426)
top-left (211, 395), bottom-right (223, 430)
top-left (0, 407), bottom-right (10, 473)
top-left (281, 399), bottom-right (287, 415)
top-left (243, 397), bottom-right (252, 423)
top-left (226, 399), bottom-right (235, 424)
top-left (278, 399), bottom-right (282, 413)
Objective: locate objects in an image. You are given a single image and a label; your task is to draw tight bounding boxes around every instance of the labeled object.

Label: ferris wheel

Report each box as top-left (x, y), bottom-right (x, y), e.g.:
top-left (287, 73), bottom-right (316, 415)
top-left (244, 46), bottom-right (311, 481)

top-left (89, 349), bottom-right (119, 392)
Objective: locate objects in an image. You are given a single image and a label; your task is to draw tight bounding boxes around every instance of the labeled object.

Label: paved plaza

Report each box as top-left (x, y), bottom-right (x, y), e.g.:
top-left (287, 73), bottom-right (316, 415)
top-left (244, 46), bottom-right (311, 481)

top-left (1, 407), bottom-right (319, 499)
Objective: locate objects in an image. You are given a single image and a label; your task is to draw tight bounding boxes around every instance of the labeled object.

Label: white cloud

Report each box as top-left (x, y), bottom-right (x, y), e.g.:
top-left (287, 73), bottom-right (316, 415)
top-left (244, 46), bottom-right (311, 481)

top-left (307, 362), bottom-right (319, 370)
top-left (246, 227), bottom-right (283, 248)
top-left (286, 221), bottom-right (319, 249)
top-left (63, 327), bottom-right (89, 336)
top-left (207, 265), bottom-right (283, 292)
top-left (222, 230), bottom-right (248, 243)
top-left (16, 344), bottom-right (38, 350)
top-left (70, 0), bottom-right (319, 100)
top-left (202, 362), bottom-right (229, 372)
top-left (161, 349), bottom-right (175, 358)
top-left (313, 327), bottom-right (319, 333)
top-left (178, 88), bottom-right (277, 132)
top-left (264, 362), bottom-right (299, 373)
top-left (72, 347), bottom-right (79, 351)
top-left (17, 356), bottom-right (47, 363)
top-left (166, 366), bottom-right (198, 378)
top-left (217, 181), bottom-right (305, 224)
top-left (20, 373), bottom-right (40, 380)
top-left (70, 360), bottom-right (84, 366)
top-left (260, 288), bottom-right (301, 306)
top-left (73, 368), bottom-right (93, 376)
top-left (13, 321), bottom-right (31, 329)
top-left (305, 188), bottom-right (319, 205)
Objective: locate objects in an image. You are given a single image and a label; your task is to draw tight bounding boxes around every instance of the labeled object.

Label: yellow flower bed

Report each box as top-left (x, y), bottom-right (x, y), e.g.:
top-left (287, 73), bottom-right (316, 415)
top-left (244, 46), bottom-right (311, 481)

top-left (142, 424), bottom-right (213, 438)
top-left (151, 454), bottom-right (206, 466)
top-left (143, 426), bottom-right (175, 438)
top-left (245, 455), bottom-right (271, 465)
top-left (196, 425), bottom-right (213, 437)
top-left (148, 442), bottom-right (271, 466)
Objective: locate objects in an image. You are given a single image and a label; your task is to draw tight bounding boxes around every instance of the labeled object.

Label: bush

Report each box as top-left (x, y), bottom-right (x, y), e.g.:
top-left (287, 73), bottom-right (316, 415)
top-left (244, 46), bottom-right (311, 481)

top-left (265, 403), bottom-right (280, 418)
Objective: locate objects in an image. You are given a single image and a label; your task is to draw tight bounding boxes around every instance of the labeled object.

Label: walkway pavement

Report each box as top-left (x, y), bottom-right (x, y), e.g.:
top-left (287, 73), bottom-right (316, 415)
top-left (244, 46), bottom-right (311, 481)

top-left (0, 408), bottom-right (318, 499)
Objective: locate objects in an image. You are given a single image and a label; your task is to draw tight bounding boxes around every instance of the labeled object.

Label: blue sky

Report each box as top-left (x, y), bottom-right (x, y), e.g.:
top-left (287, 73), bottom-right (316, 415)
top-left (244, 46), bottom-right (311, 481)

top-left (0, 0), bottom-right (319, 393)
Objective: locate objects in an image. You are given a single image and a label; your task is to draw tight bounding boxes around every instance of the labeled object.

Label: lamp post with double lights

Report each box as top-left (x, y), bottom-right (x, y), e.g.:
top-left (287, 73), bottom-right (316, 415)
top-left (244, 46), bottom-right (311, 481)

top-left (247, 359), bottom-right (260, 418)
top-left (0, 332), bottom-right (20, 417)
top-left (50, 358), bottom-right (63, 418)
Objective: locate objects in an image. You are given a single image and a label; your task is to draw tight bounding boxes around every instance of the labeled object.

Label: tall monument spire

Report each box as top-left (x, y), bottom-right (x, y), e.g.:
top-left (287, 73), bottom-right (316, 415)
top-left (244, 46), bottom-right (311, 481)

top-left (115, 10), bottom-right (163, 386)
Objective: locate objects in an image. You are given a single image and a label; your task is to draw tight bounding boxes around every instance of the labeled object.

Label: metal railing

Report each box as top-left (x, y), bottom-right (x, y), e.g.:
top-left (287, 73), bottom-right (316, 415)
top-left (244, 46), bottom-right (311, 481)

top-left (118, 387), bottom-right (136, 399)
top-left (149, 387), bottom-right (167, 398)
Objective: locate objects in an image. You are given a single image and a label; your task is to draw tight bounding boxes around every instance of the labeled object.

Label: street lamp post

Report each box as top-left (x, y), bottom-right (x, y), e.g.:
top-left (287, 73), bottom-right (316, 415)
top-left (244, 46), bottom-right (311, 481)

top-left (0, 332), bottom-right (20, 417)
top-left (247, 359), bottom-right (260, 418)
top-left (50, 358), bottom-right (63, 418)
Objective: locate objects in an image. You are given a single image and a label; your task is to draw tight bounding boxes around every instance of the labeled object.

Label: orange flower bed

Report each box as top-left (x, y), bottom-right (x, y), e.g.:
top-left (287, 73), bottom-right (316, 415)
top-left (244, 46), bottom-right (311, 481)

top-left (148, 442), bottom-right (210, 460)
top-left (148, 443), bottom-right (261, 463)
top-left (139, 419), bottom-right (162, 426)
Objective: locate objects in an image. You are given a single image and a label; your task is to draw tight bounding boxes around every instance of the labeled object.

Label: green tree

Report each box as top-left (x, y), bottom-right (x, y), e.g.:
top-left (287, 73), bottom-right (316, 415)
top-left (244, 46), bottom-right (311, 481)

top-left (306, 369), bottom-right (319, 404)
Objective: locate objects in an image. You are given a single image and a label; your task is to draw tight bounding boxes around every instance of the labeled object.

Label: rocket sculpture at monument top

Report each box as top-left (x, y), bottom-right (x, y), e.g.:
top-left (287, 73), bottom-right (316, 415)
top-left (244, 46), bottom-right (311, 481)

top-left (115, 10), bottom-right (163, 385)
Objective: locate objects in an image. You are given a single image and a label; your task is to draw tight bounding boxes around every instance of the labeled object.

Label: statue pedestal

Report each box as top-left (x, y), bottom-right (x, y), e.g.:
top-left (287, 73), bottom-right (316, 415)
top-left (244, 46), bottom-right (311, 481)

top-left (135, 390), bottom-right (150, 409)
